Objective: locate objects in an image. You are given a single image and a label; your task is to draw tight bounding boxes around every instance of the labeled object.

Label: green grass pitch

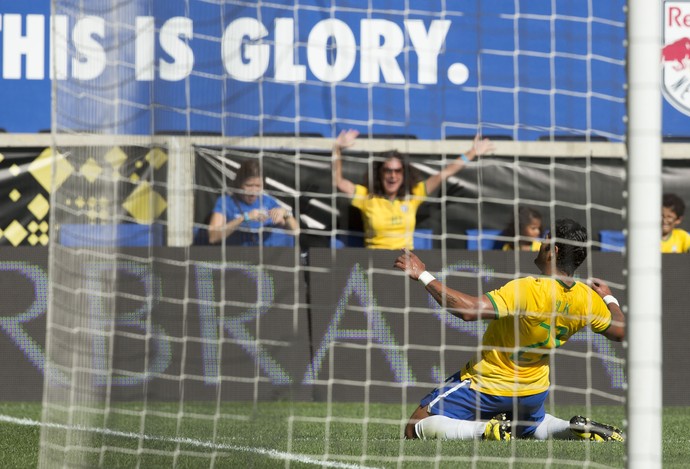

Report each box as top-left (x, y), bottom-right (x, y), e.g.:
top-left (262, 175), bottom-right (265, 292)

top-left (0, 402), bottom-right (688, 468)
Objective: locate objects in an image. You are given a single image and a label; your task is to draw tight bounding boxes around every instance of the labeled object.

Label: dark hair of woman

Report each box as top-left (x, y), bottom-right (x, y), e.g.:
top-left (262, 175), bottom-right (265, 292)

top-left (234, 159), bottom-right (262, 189)
top-left (363, 151), bottom-right (423, 198)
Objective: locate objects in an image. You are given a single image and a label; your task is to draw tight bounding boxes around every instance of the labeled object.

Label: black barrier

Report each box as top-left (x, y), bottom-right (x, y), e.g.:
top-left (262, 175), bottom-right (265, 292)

top-left (1, 247), bottom-right (312, 402)
top-left (1, 247), bottom-right (686, 405)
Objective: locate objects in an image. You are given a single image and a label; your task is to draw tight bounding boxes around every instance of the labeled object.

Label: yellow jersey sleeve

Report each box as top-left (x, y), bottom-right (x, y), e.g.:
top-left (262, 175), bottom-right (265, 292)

top-left (500, 240), bottom-right (541, 251)
top-left (411, 181), bottom-right (427, 200)
top-left (485, 277), bottom-right (533, 319)
top-left (588, 292), bottom-right (613, 334)
top-left (351, 184), bottom-right (369, 210)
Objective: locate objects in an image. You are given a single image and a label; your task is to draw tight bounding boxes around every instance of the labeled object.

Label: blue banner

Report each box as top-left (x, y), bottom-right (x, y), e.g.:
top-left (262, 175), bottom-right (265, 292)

top-left (0, 0), bottom-right (688, 139)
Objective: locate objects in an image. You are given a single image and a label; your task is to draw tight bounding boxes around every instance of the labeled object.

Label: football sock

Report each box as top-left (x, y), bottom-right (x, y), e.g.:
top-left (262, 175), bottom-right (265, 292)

top-left (533, 413), bottom-right (573, 440)
top-left (415, 415), bottom-right (486, 440)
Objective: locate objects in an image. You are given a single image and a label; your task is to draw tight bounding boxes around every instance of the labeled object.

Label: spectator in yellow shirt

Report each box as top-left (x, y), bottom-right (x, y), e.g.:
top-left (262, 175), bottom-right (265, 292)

top-left (661, 193), bottom-right (690, 253)
top-left (333, 130), bottom-right (494, 250)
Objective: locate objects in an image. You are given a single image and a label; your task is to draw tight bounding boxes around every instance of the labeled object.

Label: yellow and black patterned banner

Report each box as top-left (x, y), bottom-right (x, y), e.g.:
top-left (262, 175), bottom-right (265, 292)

top-left (0, 146), bottom-right (168, 247)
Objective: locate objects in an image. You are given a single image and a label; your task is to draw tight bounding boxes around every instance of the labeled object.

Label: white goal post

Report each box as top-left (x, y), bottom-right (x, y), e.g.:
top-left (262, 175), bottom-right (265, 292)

top-left (627, 0), bottom-right (663, 467)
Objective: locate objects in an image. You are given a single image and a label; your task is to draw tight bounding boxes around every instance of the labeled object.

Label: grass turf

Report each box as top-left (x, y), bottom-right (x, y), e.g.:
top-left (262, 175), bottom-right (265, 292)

top-left (0, 402), bottom-right (686, 468)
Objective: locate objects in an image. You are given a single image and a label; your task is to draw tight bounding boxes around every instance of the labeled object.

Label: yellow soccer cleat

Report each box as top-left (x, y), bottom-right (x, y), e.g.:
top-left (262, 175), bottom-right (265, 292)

top-left (483, 413), bottom-right (512, 441)
top-left (569, 416), bottom-right (624, 442)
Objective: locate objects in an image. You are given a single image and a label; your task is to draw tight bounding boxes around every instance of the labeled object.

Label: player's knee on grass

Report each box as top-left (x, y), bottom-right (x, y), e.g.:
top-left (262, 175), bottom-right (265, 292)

top-left (405, 405), bottom-right (430, 439)
top-left (405, 422), bottom-right (418, 439)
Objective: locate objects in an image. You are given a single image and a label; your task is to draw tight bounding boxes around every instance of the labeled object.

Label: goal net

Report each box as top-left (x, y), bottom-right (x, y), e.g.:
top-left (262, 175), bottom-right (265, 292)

top-left (39, 1), bottom-right (634, 467)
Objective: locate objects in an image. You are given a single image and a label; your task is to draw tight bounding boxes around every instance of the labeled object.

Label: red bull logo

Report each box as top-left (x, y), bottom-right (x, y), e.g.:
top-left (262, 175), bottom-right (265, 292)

top-left (662, 37), bottom-right (690, 70)
top-left (663, 2), bottom-right (690, 116)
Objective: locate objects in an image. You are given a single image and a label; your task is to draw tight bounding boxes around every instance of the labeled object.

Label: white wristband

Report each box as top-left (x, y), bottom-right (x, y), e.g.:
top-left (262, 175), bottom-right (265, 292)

top-left (418, 271), bottom-right (436, 286)
top-left (603, 295), bottom-right (619, 306)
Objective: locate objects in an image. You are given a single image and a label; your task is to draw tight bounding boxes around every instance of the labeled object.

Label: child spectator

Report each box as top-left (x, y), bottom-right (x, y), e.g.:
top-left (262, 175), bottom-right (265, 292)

top-left (501, 206), bottom-right (543, 251)
top-left (208, 159), bottom-right (298, 246)
top-left (661, 193), bottom-right (690, 253)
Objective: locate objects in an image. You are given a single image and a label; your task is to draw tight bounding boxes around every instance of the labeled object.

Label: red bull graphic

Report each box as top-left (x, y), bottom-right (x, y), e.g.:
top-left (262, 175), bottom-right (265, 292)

top-left (663, 2), bottom-right (690, 116)
top-left (662, 37), bottom-right (690, 70)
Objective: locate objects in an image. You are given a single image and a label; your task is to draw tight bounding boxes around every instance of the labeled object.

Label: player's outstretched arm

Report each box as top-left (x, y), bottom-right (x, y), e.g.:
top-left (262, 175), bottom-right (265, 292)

top-left (588, 277), bottom-right (625, 342)
top-left (394, 249), bottom-right (495, 321)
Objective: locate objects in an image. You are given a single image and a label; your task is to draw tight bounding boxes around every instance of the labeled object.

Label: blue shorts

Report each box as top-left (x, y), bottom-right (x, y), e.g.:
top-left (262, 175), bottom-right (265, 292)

top-left (419, 372), bottom-right (547, 438)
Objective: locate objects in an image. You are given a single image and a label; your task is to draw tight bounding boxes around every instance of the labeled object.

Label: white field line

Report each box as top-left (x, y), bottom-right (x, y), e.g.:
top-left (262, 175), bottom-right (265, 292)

top-left (0, 414), bottom-right (382, 469)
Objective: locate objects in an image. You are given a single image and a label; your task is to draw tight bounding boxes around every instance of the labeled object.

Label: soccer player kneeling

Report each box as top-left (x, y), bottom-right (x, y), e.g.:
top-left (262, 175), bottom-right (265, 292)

top-left (394, 219), bottom-right (624, 442)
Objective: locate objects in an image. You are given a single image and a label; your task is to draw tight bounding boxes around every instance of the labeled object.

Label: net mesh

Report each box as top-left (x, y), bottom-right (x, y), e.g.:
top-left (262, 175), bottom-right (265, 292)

top-left (39, 1), bottom-right (627, 467)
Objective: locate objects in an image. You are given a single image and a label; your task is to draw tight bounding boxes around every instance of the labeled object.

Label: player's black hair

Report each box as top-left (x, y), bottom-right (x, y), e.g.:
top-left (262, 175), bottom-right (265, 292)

top-left (663, 193), bottom-right (685, 218)
top-left (554, 218), bottom-right (588, 276)
top-left (365, 151), bottom-right (423, 199)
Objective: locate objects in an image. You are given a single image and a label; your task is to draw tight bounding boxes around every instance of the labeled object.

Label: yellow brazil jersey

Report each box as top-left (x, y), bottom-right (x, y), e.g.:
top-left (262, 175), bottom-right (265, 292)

top-left (351, 182), bottom-right (426, 250)
top-left (461, 277), bottom-right (612, 397)
top-left (501, 240), bottom-right (542, 252)
top-left (661, 228), bottom-right (690, 253)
